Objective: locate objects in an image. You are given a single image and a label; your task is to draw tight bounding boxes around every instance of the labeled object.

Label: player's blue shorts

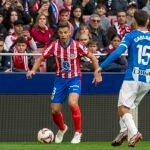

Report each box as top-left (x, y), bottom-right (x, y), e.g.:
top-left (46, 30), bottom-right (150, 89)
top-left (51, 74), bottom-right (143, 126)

top-left (51, 75), bottom-right (81, 103)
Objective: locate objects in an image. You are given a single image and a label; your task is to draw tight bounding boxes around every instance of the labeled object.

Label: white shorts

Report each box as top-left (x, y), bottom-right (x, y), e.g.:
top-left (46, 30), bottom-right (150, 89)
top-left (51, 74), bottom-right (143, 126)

top-left (118, 80), bottom-right (150, 109)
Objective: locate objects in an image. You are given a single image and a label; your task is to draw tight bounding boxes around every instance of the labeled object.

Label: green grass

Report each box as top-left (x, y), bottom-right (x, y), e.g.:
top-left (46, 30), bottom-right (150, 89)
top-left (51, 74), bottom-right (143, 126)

top-left (0, 142), bottom-right (150, 150)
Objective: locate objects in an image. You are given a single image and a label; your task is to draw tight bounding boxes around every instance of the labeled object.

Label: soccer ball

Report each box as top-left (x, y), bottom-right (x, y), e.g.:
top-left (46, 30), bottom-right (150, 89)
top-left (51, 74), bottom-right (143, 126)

top-left (37, 128), bottom-right (54, 143)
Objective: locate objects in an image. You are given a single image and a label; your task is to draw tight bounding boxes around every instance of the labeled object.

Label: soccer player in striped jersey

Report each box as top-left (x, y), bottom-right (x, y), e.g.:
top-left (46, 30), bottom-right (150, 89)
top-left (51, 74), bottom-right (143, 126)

top-left (99, 10), bottom-right (150, 147)
top-left (27, 22), bottom-right (101, 144)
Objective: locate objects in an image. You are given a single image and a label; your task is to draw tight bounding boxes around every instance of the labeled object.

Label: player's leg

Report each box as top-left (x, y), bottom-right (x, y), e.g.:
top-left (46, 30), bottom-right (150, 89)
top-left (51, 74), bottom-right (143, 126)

top-left (51, 76), bottom-right (68, 143)
top-left (68, 93), bottom-right (82, 144)
top-left (116, 81), bottom-right (148, 147)
top-left (111, 108), bottom-right (128, 146)
top-left (112, 81), bottom-right (138, 146)
top-left (127, 82), bottom-right (150, 147)
top-left (51, 103), bottom-right (68, 143)
top-left (68, 76), bottom-right (82, 144)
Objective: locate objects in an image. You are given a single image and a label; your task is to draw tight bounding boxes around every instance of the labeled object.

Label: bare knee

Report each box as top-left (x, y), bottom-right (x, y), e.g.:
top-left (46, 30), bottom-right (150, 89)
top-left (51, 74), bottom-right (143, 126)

top-left (118, 105), bottom-right (130, 117)
top-left (51, 103), bottom-right (62, 114)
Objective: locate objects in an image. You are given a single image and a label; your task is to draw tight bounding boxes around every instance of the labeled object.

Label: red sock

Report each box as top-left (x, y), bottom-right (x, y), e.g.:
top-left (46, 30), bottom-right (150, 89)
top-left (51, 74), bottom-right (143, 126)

top-left (52, 112), bottom-right (65, 131)
top-left (70, 105), bottom-right (81, 133)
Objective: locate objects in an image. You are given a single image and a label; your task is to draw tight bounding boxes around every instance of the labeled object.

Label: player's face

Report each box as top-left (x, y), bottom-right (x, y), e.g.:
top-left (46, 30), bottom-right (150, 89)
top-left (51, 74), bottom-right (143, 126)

top-left (16, 43), bottom-right (27, 53)
top-left (58, 27), bottom-right (71, 44)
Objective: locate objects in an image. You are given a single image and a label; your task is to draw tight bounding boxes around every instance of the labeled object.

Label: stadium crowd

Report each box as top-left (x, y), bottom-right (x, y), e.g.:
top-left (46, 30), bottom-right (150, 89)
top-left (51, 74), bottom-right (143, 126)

top-left (0, 0), bottom-right (150, 72)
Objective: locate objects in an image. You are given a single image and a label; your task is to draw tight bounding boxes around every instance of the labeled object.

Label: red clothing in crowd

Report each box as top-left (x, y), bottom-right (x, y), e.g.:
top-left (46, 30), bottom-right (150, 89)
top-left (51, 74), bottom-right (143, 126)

top-left (31, 27), bottom-right (53, 46)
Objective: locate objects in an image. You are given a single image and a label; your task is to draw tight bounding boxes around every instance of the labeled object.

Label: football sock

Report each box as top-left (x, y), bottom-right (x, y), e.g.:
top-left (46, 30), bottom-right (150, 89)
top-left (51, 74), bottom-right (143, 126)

top-left (52, 112), bottom-right (65, 131)
top-left (122, 113), bottom-right (138, 137)
top-left (119, 117), bottom-right (127, 133)
top-left (70, 105), bottom-right (81, 133)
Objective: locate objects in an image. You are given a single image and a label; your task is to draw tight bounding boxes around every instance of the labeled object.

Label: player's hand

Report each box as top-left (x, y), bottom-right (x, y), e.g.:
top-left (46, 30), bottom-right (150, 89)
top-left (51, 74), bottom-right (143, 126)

top-left (26, 70), bottom-right (35, 79)
top-left (92, 68), bottom-right (102, 85)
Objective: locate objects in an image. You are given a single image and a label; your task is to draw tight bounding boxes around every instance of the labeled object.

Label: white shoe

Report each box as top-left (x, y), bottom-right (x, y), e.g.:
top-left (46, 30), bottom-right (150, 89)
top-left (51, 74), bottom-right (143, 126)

top-left (55, 125), bottom-right (68, 143)
top-left (71, 132), bottom-right (82, 144)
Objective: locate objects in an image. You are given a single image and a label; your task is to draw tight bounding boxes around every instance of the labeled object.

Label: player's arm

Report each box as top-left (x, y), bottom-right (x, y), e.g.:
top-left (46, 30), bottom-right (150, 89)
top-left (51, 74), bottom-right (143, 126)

top-left (27, 43), bottom-right (54, 79)
top-left (99, 44), bottom-right (127, 71)
top-left (99, 33), bottom-right (131, 71)
top-left (87, 52), bottom-right (102, 84)
top-left (26, 55), bottom-right (44, 79)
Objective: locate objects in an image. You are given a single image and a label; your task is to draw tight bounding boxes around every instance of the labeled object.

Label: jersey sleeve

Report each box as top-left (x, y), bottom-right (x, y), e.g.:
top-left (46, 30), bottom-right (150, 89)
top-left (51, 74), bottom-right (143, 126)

top-left (100, 33), bottom-right (132, 70)
top-left (77, 42), bottom-right (90, 56)
top-left (42, 43), bottom-right (54, 59)
top-left (120, 33), bottom-right (132, 48)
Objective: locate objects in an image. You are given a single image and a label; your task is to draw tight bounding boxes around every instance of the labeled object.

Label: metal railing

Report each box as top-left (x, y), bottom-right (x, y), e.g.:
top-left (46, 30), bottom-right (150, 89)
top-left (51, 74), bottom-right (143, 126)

top-left (0, 53), bottom-right (128, 72)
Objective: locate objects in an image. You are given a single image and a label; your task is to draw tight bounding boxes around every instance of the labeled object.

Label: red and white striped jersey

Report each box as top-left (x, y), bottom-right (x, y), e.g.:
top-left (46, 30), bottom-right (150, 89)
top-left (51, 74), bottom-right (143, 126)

top-left (42, 39), bottom-right (90, 78)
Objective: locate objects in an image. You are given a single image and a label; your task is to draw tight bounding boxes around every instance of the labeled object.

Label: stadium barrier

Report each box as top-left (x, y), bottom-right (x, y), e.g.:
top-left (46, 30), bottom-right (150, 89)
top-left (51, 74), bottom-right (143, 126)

top-left (0, 73), bottom-right (150, 142)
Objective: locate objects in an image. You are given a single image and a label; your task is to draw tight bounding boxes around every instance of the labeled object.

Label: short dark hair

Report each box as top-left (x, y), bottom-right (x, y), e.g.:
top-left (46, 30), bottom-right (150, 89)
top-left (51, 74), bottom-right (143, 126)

top-left (134, 10), bottom-right (149, 27)
top-left (16, 37), bottom-right (26, 44)
top-left (88, 40), bottom-right (97, 46)
top-left (59, 8), bottom-right (69, 15)
top-left (58, 22), bottom-right (70, 30)
top-left (117, 10), bottom-right (126, 16)
top-left (96, 4), bottom-right (107, 10)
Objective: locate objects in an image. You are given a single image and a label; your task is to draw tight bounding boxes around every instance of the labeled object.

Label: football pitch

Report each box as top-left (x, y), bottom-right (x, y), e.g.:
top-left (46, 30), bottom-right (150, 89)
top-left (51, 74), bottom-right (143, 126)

top-left (0, 142), bottom-right (150, 150)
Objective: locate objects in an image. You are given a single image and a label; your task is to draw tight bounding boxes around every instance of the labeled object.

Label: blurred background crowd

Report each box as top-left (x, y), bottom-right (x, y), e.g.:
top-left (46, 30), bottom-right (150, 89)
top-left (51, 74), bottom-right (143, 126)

top-left (0, 0), bottom-right (150, 72)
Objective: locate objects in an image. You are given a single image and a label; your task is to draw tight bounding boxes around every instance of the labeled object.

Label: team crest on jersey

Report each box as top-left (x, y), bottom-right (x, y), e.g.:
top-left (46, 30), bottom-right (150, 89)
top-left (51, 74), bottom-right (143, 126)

top-left (62, 61), bottom-right (70, 70)
top-left (70, 53), bottom-right (76, 59)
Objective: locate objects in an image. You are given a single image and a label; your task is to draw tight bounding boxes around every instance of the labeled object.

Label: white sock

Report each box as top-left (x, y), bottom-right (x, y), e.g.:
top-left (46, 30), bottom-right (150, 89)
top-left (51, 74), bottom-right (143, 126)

top-left (122, 113), bottom-right (138, 137)
top-left (119, 117), bottom-right (127, 133)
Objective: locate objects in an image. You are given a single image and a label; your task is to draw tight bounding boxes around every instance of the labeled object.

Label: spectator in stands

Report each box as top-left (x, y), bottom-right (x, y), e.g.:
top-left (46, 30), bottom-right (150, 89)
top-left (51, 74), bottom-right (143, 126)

top-left (10, 37), bottom-right (34, 72)
top-left (88, 13), bottom-right (108, 50)
top-left (30, 0), bottom-right (59, 30)
top-left (95, 3), bottom-right (111, 32)
top-left (31, 14), bottom-right (53, 48)
top-left (2, 0), bottom-right (31, 30)
top-left (6, 10), bottom-right (19, 34)
top-left (78, 33), bottom-right (90, 46)
top-left (61, 0), bottom-right (73, 13)
top-left (0, 11), bottom-right (7, 38)
top-left (69, 5), bottom-right (84, 39)
top-left (88, 40), bottom-right (101, 60)
top-left (52, 9), bottom-right (73, 40)
top-left (5, 20), bottom-right (37, 51)
top-left (142, 0), bottom-right (150, 16)
top-left (22, 25), bottom-right (37, 51)
top-left (126, 1), bottom-right (138, 28)
top-left (102, 34), bottom-right (127, 72)
top-left (107, 10), bottom-right (131, 42)
top-left (106, 0), bottom-right (128, 15)
top-left (75, 23), bottom-right (92, 40)
top-left (74, 0), bottom-right (95, 15)
top-left (5, 19), bottom-right (24, 50)
top-left (80, 40), bottom-right (101, 72)
top-left (0, 37), bottom-right (11, 72)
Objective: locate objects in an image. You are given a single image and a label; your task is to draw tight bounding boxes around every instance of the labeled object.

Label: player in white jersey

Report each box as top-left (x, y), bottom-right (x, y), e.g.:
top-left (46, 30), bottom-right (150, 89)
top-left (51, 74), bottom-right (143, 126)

top-left (98, 10), bottom-right (150, 147)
